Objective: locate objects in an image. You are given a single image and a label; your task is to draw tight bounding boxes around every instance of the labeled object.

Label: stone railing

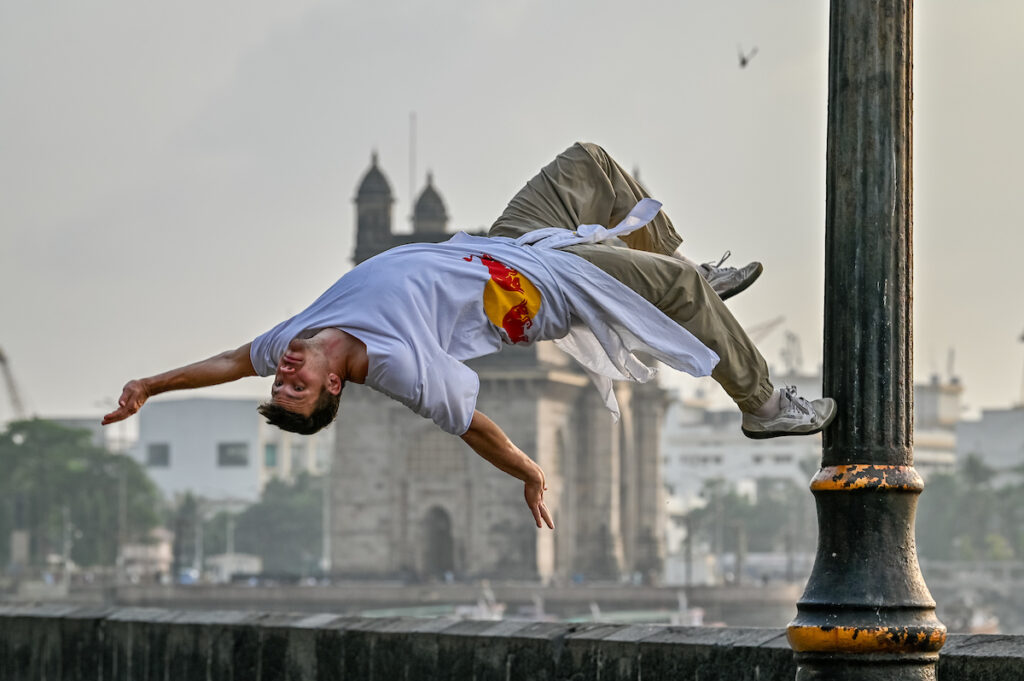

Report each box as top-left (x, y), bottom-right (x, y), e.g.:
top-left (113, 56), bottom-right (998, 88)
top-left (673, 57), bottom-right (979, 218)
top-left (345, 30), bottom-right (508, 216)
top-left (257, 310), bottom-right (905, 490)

top-left (1, 606), bottom-right (1021, 680)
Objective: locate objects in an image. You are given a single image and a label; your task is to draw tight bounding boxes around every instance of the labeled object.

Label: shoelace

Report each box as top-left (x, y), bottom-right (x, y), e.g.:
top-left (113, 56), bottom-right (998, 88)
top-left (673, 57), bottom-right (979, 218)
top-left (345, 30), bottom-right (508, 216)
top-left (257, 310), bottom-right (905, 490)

top-left (780, 385), bottom-right (814, 416)
top-left (702, 250), bottom-right (734, 273)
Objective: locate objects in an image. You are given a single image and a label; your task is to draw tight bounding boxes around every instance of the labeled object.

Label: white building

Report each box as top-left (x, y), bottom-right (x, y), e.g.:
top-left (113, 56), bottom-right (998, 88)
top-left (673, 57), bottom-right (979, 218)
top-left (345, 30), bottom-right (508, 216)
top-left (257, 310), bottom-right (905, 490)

top-left (659, 389), bottom-right (821, 585)
top-left (122, 527), bottom-right (174, 583)
top-left (660, 370), bottom-right (963, 584)
top-left (660, 371), bottom-right (829, 521)
top-left (914, 374), bottom-right (963, 475)
top-left (957, 405), bottom-right (1024, 477)
top-left (131, 397), bottom-right (333, 503)
top-left (207, 552), bottom-right (262, 583)
top-left (660, 397), bottom-right (820, 511)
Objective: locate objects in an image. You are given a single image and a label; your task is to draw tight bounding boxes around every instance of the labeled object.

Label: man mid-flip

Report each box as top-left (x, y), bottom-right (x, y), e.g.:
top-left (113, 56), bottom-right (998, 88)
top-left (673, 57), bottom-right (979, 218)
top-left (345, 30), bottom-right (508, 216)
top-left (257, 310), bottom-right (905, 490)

top-left (103, 142), bottom-right (836, 531)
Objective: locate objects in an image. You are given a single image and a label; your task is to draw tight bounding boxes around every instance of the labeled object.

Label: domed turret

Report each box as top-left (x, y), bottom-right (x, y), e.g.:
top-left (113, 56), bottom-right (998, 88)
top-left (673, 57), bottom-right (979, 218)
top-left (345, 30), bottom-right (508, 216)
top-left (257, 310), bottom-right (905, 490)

top-left (356, 151), bottom-right (393, 199)
top-left (412, 172), bottom-right (449, 234)
top-left (353, 151), bottom-right (395, 264)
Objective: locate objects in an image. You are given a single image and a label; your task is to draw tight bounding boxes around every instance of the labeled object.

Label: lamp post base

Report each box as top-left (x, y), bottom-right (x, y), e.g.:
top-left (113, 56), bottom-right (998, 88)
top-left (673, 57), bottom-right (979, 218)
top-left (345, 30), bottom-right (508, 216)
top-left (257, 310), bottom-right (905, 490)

top-left (789, 466), bottom-right (945, 679)
top-left (793, 653), bottom-right (938, 681)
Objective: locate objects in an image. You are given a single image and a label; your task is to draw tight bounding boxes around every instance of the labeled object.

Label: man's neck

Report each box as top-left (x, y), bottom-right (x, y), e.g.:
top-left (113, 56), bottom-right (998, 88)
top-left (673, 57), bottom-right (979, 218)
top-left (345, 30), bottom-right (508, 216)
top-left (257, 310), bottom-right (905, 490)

top-left (314, 328), bottom-right (369, 384)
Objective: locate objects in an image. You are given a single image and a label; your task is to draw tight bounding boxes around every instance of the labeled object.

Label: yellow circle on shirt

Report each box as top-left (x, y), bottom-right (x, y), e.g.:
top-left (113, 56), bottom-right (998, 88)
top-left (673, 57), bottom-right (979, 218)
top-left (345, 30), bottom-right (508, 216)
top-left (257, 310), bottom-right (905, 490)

top-left (482, 276), bottom-right (542, 337)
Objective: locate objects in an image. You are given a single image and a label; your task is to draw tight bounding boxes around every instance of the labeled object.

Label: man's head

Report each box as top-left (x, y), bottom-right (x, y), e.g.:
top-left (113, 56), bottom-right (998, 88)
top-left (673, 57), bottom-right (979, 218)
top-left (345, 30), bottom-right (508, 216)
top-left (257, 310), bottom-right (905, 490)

top-left (258, 386), bottom-right (341, 434)
top-left (258, 337), bottom-right (344, 435)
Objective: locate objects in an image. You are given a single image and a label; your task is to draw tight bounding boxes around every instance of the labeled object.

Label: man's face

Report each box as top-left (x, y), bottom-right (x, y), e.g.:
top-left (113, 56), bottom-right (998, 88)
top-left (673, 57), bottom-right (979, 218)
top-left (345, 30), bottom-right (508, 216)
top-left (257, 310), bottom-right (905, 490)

top-left (271, 340), bottom-right (329, 417)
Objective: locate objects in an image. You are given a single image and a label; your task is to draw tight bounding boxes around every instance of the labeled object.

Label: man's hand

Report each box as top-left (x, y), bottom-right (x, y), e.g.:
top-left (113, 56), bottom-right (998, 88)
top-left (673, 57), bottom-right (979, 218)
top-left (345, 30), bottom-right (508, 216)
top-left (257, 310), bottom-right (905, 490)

top-left (102, 380), bottom-right (150, 425)
top-left (461, 409), bottom-right (555, 530)
top-left (524, 470), bottom-right (554, 530)
top-left (100, 343), bottom-right (256, 426)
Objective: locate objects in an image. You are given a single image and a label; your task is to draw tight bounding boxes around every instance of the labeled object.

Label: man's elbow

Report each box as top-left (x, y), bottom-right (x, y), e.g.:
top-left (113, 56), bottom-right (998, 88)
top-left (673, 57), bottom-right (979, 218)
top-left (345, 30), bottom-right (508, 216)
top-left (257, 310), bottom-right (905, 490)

top-left (459, 410), bottom-right (486, 440)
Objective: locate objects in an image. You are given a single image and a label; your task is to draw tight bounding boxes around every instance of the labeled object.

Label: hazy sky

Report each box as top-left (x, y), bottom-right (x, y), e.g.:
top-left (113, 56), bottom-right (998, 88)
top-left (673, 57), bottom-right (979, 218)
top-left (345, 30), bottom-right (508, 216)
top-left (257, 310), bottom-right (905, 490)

top-left (1, 1), bottom-right (1022, 424)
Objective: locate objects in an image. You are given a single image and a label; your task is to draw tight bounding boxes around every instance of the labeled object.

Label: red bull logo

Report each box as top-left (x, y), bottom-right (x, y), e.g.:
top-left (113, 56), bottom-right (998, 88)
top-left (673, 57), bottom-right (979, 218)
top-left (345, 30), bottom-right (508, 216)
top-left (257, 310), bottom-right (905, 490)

top-left (464, 254), bottom-right (541, 344)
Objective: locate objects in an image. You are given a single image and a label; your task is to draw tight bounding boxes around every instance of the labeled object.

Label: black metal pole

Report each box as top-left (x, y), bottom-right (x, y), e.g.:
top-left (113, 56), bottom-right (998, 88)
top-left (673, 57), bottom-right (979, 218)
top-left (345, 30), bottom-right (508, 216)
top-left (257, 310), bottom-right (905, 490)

top-left (787, 1), bottom-right (946, 679)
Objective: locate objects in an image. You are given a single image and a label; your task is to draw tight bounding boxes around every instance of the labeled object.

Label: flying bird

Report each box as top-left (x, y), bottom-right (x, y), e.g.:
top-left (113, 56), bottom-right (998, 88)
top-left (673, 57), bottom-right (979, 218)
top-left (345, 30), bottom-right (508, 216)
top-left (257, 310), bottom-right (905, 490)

top-left (738, 45), bottom-right (759, 69)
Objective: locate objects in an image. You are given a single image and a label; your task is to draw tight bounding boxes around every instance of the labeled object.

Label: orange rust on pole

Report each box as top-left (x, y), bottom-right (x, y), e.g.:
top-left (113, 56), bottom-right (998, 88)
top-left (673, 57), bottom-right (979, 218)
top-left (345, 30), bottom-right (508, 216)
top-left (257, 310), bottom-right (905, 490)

top-left (788, 625), bottom-right (946, 655)
top-left (809, 465), bottom-right (923, 492)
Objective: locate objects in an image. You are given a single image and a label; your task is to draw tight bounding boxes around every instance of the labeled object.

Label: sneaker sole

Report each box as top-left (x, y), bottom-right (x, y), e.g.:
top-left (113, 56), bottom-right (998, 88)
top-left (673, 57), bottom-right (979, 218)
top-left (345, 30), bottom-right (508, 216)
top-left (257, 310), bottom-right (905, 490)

top-left (741, 400), bottom-right (838, 440)
top-left (717, 263), bottom-right (764, 301)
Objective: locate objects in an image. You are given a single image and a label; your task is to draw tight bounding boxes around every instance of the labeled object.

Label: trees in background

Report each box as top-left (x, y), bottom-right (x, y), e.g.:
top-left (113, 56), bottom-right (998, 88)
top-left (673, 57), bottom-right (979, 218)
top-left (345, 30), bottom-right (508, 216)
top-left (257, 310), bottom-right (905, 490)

top-left (234, 472), bottom-right (323, 574)
top-left (684, 474), bottom-right (817, 584)
top-left (0, 419), bottom-right (162, 569)
top-left (916, 453), bottom-right (1024, 561)
top-left (12, 418), bottom-right (1017, 583)
top-left (686, 450), bottom-right (1024, 575)
top-left (168, 473), bottom-right (324, 577)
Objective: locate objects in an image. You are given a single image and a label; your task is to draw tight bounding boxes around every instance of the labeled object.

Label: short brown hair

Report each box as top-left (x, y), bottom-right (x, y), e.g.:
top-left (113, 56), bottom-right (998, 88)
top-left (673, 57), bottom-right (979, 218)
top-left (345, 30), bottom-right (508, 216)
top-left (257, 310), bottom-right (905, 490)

top-left (257, 384), bottom-right (342, 435)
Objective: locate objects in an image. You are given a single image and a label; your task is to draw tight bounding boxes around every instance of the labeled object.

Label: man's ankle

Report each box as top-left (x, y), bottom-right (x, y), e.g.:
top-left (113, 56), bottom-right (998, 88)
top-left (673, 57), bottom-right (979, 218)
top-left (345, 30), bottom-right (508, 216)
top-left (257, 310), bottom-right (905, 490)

top-left (752, 389), bottom-right (781, 418)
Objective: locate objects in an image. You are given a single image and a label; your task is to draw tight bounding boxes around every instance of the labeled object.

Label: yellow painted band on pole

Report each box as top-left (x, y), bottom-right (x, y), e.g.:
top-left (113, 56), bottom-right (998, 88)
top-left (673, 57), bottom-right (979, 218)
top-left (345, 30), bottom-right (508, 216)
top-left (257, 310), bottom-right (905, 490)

top-left (787, 624), bottom-right (946, 654)
top-left (810, 465), bottom-right (924, 492)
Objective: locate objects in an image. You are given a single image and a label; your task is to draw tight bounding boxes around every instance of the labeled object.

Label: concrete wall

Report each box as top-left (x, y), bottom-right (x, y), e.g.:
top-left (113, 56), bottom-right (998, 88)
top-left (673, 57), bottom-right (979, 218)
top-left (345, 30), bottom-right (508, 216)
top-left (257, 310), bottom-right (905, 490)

top-left (1, 606), bottom-right (1022, 680)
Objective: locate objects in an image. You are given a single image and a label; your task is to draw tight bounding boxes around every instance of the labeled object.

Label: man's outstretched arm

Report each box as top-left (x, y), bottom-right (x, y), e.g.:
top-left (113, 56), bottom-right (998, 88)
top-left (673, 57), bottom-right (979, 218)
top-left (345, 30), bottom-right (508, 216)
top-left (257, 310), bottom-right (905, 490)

top-left (102, 343), bottom-right (257, 425)
top-left (460, 410), bottom-right (554, 529)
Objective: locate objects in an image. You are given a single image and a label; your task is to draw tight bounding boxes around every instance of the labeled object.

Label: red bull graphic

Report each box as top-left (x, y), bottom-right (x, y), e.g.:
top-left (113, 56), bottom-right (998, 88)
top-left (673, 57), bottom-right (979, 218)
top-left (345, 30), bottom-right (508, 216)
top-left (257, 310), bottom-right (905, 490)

top-left (464, 254), bottom-right (542, 344)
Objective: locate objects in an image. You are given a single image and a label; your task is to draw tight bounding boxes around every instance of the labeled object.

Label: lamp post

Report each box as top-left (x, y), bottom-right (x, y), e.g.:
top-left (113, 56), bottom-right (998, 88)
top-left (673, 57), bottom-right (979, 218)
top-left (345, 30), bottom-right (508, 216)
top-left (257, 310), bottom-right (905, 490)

top-left (787, 2), bottom-right (946, 679)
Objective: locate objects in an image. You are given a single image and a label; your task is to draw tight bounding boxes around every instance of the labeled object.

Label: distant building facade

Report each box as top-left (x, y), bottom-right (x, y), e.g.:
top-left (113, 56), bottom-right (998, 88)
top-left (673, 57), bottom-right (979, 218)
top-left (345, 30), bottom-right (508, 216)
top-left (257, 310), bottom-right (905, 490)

top-left (914, 374), bottom-right (963, 474)
top-left (131, 397), bottom-right (333, 504)
top-left (660, 371), bottom-right (963, 511)
top-left (957, 405), bottom-right (1024, 478)
top-left (122, 527), bottom-right (174, 583)
top-left (329, 155), bottom-right (668, 582)
top-left (659, 370), bottom-right (963, 584)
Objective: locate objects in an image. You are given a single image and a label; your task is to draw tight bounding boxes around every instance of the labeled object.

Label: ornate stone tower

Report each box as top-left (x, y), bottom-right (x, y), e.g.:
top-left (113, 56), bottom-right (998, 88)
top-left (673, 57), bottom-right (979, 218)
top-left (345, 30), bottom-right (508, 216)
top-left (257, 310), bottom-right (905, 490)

top-left (330, 153), bottom-right (668, 583)
top-left (330, 344), bottom-right (670, 582)
top-left (412, 172), bottom-right (448, 234)
top-left (353, 152), bottom-right (395, 265)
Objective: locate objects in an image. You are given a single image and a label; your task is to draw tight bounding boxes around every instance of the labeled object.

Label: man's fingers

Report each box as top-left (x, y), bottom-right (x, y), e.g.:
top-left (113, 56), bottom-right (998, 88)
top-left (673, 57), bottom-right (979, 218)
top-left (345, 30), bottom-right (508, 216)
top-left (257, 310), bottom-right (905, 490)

top-left (540, 504), bottom-right (555, 530)
top-left (527, 498), bottom-right (554, 530)
top-left (525, 479), bottom-right (553, 530)
top-left (102, 408), bottom-right (127, 425)
top-left (103, 381), bottom-right (148, 425)
top-left (102, 403), bottom-right (136, 425)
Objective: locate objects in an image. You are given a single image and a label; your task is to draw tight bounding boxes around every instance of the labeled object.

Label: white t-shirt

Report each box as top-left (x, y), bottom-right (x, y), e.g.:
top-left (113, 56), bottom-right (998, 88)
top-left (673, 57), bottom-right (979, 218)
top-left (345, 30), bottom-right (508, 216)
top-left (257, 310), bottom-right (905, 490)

top-left (252, 199), bottom-right (720, 436)
top-left (250, 238), bottom-right (574, 435)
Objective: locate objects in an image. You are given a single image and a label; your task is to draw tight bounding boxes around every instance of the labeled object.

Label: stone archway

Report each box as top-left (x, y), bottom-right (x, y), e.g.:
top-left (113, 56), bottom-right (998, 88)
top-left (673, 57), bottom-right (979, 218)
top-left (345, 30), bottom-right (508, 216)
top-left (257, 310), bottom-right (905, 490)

top-left (421, 506), bottom-right (455, 579)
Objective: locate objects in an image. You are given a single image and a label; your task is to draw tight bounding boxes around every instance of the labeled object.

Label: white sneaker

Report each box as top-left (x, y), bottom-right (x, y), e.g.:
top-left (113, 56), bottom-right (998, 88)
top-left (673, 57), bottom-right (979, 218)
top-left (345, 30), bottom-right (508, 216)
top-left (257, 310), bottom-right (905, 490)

top-left (701, 251), bottom-right (763, 300)
top-left (741, 386), bottom-right (837, 439)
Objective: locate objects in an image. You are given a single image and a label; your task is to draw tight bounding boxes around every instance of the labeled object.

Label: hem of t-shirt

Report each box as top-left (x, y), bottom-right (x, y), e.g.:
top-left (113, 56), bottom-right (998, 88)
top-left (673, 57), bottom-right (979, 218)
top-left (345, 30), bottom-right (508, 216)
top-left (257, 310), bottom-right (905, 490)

top-left (451, 369), bottom-right (481, 437)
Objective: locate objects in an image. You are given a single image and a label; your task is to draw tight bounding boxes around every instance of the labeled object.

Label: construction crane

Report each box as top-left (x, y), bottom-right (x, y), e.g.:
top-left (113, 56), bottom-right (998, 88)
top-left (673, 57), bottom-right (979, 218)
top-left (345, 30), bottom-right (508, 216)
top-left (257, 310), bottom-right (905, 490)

top-left (781, 331), bottom-right (804, 375)
top-left (0, 346), bottom-right (27, 420)
top-left (746, 316), bottom-right (785, 344)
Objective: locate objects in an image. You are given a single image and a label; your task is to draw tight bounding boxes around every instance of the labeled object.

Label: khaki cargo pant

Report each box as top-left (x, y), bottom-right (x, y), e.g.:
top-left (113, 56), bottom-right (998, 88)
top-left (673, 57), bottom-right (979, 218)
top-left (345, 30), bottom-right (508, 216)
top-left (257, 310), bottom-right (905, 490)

top-left (488, 142), bottom-right (773, 413)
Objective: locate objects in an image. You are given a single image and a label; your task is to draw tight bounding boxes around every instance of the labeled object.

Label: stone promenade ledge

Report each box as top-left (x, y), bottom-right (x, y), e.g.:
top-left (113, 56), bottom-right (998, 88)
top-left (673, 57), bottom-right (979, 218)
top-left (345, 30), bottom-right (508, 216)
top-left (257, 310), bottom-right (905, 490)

top-left (1, 605), bottom-right (1021, 680)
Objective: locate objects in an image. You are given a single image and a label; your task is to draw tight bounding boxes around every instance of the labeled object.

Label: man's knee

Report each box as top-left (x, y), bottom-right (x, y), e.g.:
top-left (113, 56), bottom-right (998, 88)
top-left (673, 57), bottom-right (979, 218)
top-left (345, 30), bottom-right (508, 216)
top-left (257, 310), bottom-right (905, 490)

top-left (656, 258), bottom-right (712, 312)
top-left (576, 142), bottom-right (612, 173)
